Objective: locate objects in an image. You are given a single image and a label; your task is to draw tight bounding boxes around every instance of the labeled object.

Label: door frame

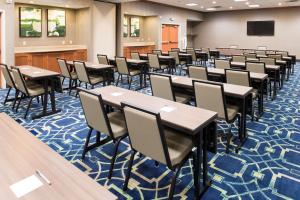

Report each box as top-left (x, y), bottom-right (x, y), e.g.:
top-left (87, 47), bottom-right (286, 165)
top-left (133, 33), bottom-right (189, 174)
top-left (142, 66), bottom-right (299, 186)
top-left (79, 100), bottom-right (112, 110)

top-left (160, 23), bottom-right (180, 51)
top-left (0, 10), bottom-right (6, 88)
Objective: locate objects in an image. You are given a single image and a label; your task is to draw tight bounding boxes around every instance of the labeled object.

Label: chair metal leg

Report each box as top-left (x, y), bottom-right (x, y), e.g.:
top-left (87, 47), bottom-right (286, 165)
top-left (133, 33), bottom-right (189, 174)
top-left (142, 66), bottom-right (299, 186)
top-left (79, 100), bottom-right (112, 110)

top-left (4, 87), bottom-right (11, 105)
top-left (123, 150), bottom-right (137, 191)
top-left (81, 128), bottom-right (93, 160)
top-left (108, 137), bottom-right (123, 179)
top-left (226, 123), bottom-right (233, 154)
top-left (115, 74), bottom-right (121, 86)
top-left (36, 96), bottom-right (40, 104)
top-left (61, 77), bottom-right (65, 86)
top-left (168, 166), bottom-right (182, 200)
top-left (68, 79), bottom-right (72, 95)
top-left (24, 97), bottom-right (33, 119)
top-left (16, 93), bottom-right (25, 112)
top-left (12, 90), bottom-right (19, 110)
top-left (128, 76), bottom-right (132, 90)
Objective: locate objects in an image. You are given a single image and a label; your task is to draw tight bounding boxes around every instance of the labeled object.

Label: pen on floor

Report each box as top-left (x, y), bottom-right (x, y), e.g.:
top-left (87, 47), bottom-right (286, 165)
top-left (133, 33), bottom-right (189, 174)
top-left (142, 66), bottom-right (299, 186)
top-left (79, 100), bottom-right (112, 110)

top-left (36, 170), bottom-right (52, 185)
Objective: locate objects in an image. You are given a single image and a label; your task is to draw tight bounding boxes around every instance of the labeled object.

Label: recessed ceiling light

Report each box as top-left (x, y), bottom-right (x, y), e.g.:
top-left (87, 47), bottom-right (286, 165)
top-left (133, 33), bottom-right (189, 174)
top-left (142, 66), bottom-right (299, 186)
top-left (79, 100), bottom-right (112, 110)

top-left (234, 0), bottom-right (247, 1)
top-left (229, 6), bottom-right (233, 9)
top-left (212, 1), bottom-right (217, 4)
top-left (245, 2), bottom-right (250, 5)
top-left (29, 0), bottom-right (34, 3)
top-left (200, 5), bottom-right (204, 9)
top-left (65, 4), bottom-right (70, 8)
top-left (186, 3), bottom-right (198, 6)
top-left (249, 4), bottom-right (260, 8)
top-left (206, 7), bottom-right (217, 11)
top-left (278, 2), bottom-right (282, 6)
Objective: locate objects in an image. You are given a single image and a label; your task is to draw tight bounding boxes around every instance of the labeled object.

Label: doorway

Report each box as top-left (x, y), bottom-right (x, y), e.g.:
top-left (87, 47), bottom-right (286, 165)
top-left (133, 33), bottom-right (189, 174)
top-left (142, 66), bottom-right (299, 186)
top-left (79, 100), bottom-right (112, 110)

top-left (162, 24), bottom-right (179, 52)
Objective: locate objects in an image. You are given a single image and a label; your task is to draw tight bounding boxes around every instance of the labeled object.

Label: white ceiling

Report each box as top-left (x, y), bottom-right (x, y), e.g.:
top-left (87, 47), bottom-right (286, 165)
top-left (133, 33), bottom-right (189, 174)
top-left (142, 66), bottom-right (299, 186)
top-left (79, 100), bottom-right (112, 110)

top-left (147, 0), bottom-right (300, 12)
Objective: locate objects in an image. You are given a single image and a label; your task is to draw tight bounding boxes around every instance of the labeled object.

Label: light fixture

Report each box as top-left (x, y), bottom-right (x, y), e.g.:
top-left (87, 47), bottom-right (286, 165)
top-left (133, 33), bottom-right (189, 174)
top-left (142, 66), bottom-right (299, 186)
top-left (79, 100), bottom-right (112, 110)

top-left (186, 3), bottom-right (198, 6)
top-left (29, 0), bottom-right (34, 3)
top-left (245, 2), bottom-right (250, 5)
top-left (212, 1), bottom-right (217, 4)
top-left (229, 6), bottom-right (233, 9)
top-left (248, 4), bottom-right (260, 8)
top-left (206, 7), bottom-right (217, 11)
top-left (278, 2), bottom-right (282, 6)
top-left (234, 0), bottom-right (247, 1)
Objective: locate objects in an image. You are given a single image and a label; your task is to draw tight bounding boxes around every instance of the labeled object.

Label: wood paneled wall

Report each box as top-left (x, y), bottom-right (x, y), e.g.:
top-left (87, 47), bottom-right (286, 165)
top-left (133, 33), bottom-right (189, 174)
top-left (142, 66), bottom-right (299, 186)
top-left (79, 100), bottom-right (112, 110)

top-left (15, 49), bottom-right (87, 73)
top-left (123, 45), bottom-right (155, 58)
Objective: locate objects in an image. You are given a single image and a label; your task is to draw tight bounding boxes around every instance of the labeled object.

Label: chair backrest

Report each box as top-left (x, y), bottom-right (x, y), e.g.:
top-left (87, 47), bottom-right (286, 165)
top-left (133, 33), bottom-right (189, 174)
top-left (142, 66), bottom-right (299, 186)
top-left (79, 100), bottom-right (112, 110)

top-left (153, 50), bottom-right (162, 55)
top-left (225, 69), bottom-right (250, 87)
top-left (255, 50), bottom-right (266, 55)
top-left (171, 48), bottom-right (180, 52)
top-left (0, 64), bottom-right (15, 88)
top-left (122, 103), bottom-right (171, 167)
top-left (193, 80), bottom-right (227, 120)
top-left (246, 62), bottom-right (266, 74)
top-left (215, 59), bottom-right (230, 69)
top-left (74, 61), bottom-right (90, 83)
top-left (244, 53), bottom-right (256, 59)
top-left (57, 58), bottom-right (71, 78)
top-left (148, 54), bottom-right (161, 69)
top-left (115, 57), bottom-right (129, 75)
top-left (202, 47), bottom-right (210, 53)
top-left (276, 51), bottom-right (288, 57)
top-left (11, 67), bottom-right (28, 95)
top-left (149, 74), bottom-right (175, 101)
top-left (97, 54), bottom-right (109, 65)
top-left (268, 54), bottom-right (282, 60)
top-left (187, 49), bottom-right (197, 61)
top-left (168, 51), bottom-right (180, 65)
top-left (232, 55), bottom-right (246, 63)
top-left (260, 57), bottom-right (276, 65)
top-left (131, 52), bottom-right (140, 60)
top-left (78, 89), bottom-right (114, 139)
top-left (189, 66), bottom-right (208, 80)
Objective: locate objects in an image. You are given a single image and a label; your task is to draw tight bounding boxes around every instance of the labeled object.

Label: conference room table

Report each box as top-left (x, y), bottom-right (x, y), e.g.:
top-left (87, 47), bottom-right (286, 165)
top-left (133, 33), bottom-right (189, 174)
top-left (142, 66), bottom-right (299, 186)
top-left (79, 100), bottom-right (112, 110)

top-left (66, 61), bottom-right (115, 85)
top-left (17, 65), bottom-right (61, 119)
top-left (90, 85), bottom-right (218, 198)
top-left (0, 113), bottom-right (117, 200)
top-left (170, 75), bottom-right (253, 152)
top-left (207, 68), bottom-right (268, 118)
top-left (230, 61), bottom-right (281, 100)
top-left (139, 54), bottom-right (177, 74)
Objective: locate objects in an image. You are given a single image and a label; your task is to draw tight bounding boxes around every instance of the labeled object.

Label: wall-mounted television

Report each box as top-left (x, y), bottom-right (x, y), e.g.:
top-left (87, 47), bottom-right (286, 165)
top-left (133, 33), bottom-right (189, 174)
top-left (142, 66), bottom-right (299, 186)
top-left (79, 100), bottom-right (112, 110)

top-left (247, 21), bottom-right (274, 36)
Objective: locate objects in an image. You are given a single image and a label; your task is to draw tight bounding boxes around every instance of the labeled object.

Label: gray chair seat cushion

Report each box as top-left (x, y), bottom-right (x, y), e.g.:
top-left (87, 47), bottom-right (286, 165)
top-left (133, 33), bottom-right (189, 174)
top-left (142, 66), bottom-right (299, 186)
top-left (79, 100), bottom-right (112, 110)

top-left (130, 70), bottom-right (141, 76)
top-left (108, 112), bottom-right (127, 138)
top-left (89, 75), bottom-right (104, 84)
top-left (175, 93), bottom-right (191, 104)
top-left (165, 128), bottom-right (193, 166)
top-left (226, 105), bottom-right (239, 121)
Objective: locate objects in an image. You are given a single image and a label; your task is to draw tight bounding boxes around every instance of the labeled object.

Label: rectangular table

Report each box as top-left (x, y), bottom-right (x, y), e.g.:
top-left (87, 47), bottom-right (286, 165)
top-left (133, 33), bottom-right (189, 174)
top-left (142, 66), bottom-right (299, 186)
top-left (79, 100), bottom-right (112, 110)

top-left (90, 86), bottom-right (218, 198)
top-left (17, 65), bottom-right (61, 119)
top-left (0, 113), bottom-right (117, 200)
top-left (170, 75), bottom-right (253, 152)
top-left (139, 54), bottom-right (176, 74)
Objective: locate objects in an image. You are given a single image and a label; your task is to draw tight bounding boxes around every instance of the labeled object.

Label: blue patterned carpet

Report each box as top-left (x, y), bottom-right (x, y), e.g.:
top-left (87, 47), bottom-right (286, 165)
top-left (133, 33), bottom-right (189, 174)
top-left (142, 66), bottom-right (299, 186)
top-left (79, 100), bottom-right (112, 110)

top-left (0, 64), bottom-right (300, 200)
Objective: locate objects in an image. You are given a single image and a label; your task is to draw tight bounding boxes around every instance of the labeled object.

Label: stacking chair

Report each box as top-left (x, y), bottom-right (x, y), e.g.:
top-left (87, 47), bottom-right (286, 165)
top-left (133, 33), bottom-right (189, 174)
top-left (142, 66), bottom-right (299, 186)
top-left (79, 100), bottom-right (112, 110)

top-left (276, 51), bottom-right (288, 57)
top-left (225, 69), bottom-right (258, 121)
top-left (260, 57), bottom-right (281, 90)
top-left (171, 48), bottom-right (180, 52)
top-left (188, 66), bottom-right (208, 80)
top-left (232, 55), bottom-right (246, 63)
top-left (148, 54), bottom-right (168, 73)
top-left (74, 61), bottom-right (104, 90)
top-left (115, 57), bottom-right (142, 90)
top-left (187, 49), bottom-right (200, 66)
top-left (256, 50), bottom-right (266, 56)
top-left (152, 50), bottom-right (162, 55)
top-left (1, 64), bottom-right (18, 108)
top-left (78, 88), bottom-right (127, 179)
top-left (168, 51), bottom-right (186, 75)
top-left (122, 103), bottom-right (195, 200)
top-left (150, 73), bottom-right (191, 104)
top-left (260, 57), bottom-right (276, 65)
top-left (11, 68), bottom-right (47, 119)
top-left (57, 58), bottom-right (78, 95)
top-left (193, 80), bottom-right (241, 153)
top-left (244, 53), bottom-right (257, 59)
top-left (214, 59), bottom-right (231, 69)
top-left (97, 54), bottom-right (110, 65)
top-left (130, 52), bottom-right (140, 60)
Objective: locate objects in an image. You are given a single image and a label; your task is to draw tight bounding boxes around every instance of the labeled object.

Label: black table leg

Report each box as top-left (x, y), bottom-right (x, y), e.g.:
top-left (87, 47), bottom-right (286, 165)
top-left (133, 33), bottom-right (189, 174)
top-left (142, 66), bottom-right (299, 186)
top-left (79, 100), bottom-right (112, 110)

top-left (236, 96), bottom-right (248, 152)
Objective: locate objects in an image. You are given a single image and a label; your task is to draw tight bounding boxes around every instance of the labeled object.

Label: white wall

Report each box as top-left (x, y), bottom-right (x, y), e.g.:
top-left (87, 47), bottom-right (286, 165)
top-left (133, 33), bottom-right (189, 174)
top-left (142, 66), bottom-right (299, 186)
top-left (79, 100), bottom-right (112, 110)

top-left (193, 7), bottom-right (300, 57)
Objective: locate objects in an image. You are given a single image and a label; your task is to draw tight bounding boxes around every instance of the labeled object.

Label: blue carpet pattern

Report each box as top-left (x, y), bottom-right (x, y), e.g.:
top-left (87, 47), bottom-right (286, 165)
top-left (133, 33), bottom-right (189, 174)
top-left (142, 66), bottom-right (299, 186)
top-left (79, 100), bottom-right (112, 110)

top-left (0, 63), bottom-right (300, 200)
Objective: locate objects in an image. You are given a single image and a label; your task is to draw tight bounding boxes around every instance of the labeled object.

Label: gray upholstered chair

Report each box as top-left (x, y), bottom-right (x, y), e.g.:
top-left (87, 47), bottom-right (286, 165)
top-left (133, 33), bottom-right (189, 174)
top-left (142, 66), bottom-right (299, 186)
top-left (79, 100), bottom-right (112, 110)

top-left (188, 66), bottom-right (208, 80)
top-left (57, 58), bottom-right (78, 95)
top-left (0, 64), bottom-right (19, 109)
top-left (115, 57), bottom-right (142, 90)
top-left (260, 57), bottom-right (276, 65)
top-left (225, 69), bottom-right (258, 121)
top-left (152, 50), bottom-right (162, 55)
top-left (193, 80), bottom-right (241, 153)
top-left (276, 51), bottom-right (288, 57)
top-left (168, 51), bottom-right (186, 75)
top-left (255, 50), bottom-right (266, 56)
top-left (232, 55), bottom-right (246, 63)
top-left (130, 52), bottom-right (140, 60)
top-left (11, 67), bottom-right (47, 119)
top-left (244, 53), bottom-right (257, 59)
top-left (121, 103), bottom-right (195, 200)
top-left (268, 54), bottom-right (282, 61)
top-left (150, 73), bottom-right (191, 104)
top-left (97, 54), bottom-right (110, 65)
top-left (74, 61), bottom-right (105, 91)
top-left (78, 88), bottom-right (127, 179)
top-left (171, 48), bottom-right (180, 52)
top-left (187, 49), bottom-right (200, 65)
top-left (214, 59), bottom-right (231, 69)
top-left (148, 53), bottom-right (168, 72)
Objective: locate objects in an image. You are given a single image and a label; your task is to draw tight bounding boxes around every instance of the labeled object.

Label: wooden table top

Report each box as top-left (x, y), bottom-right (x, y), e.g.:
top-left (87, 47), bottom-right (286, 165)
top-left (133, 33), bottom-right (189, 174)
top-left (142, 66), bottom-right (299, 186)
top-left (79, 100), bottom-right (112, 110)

top-left (66, 61), bottom-right (114, 70)
top-left (171, 75), bottom-right (253, 98)
top-left (109, 58), bottom-right (148, 64)
top-left (207, 68), bottom-right (268, 80)
top-left (90, 86), bottom-right (217, 134)
top-left (230, 62), bottom-right (281, 70)
top-left (18, 65), bottom-right (59, 79)
top-left (0, 113), bottom-right (117, 200)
